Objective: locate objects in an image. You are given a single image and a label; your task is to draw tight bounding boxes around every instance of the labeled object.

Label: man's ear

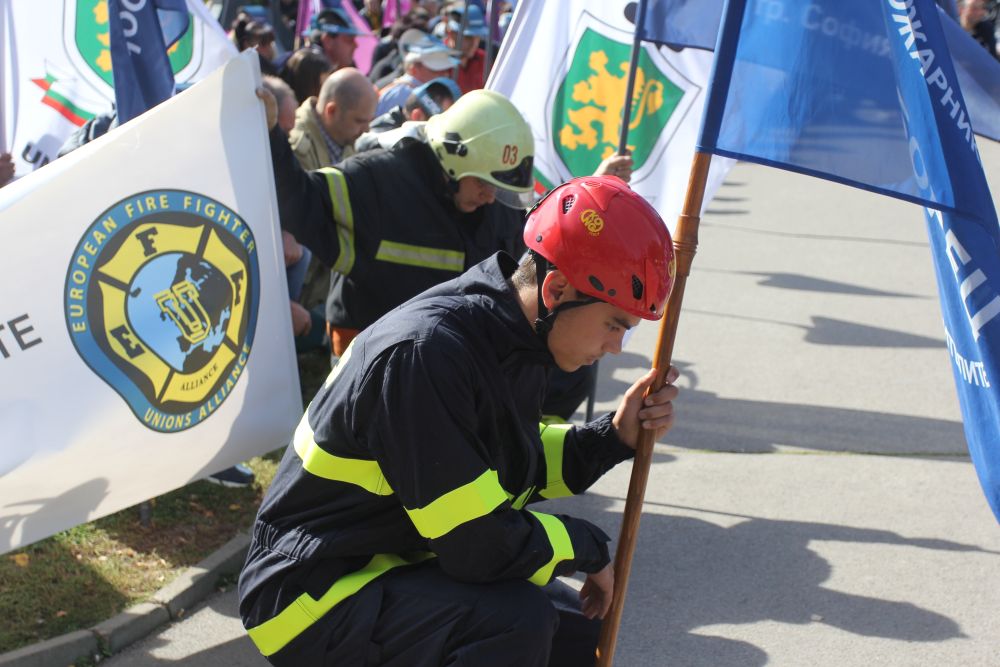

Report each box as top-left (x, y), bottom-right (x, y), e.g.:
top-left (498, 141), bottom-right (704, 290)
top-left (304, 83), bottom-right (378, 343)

top-left (322, 100), bottom-right (338, 119)
top-left (409, 107), bottom-right (428, 122)
top-left (540, 270), bottom-right (574, 310)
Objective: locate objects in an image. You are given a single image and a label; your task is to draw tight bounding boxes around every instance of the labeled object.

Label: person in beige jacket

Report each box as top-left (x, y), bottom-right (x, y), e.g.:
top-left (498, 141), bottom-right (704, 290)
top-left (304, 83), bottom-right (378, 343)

top-left (289, 67), bottom-right (377, 171)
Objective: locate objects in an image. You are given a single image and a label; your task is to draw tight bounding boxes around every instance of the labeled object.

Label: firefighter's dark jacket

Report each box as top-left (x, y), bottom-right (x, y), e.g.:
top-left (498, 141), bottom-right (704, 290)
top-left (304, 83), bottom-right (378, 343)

top-left (268, 125), bottom-right (525, 331)
top-left (238, 253), bottom-right (634, 657)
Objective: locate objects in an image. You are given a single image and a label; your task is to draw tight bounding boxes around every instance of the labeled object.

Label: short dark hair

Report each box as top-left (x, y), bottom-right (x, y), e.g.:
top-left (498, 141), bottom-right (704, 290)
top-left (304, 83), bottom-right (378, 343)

top-left (231, 12), bottom-right (274, 51)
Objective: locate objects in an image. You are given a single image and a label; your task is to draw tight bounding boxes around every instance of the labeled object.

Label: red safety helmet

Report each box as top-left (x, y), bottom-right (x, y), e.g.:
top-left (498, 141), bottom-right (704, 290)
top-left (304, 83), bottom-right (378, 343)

top-left (523, 176), bottom-right (676, 320)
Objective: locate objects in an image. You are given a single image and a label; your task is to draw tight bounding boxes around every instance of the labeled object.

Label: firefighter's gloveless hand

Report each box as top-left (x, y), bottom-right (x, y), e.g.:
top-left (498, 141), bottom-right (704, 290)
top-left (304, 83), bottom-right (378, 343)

top-left (612, 366), bottom-right (680, 449)
top-left (580, 562), bottom-right (614, 619)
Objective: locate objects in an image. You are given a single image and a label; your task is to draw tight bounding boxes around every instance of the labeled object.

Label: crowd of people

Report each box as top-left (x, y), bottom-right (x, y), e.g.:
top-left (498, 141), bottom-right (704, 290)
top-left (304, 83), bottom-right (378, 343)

top-left (233, 1), bottom-right (634, 417)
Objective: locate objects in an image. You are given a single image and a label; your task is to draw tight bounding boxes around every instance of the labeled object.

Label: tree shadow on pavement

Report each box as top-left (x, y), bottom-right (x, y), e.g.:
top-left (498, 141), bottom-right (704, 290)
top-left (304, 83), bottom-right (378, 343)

top-left (592, 352), bottom-right (965, 456)
top-left (541, 492), bottom-right (985, 667)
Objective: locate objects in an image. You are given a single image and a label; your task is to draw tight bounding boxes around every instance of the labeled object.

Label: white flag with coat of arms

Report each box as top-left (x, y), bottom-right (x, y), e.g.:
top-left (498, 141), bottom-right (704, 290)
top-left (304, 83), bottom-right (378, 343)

top-left (0, 0), bottom-right (236, 178)
top-left (487, 0), bottom-right (734, 227)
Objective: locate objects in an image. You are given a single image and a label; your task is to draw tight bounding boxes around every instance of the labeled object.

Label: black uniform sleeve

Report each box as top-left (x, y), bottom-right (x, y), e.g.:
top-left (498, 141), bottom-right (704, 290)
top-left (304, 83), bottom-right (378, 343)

top-left (268, 126), bottom-right (342, 270)
top-left (358, 335), bottom-right (613, 584)
top-left (534, 415), bottom-right (635, 502)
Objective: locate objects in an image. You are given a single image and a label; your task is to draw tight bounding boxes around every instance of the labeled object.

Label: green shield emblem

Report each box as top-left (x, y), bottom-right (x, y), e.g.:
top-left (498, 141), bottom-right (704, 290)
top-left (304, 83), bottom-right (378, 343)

top-left (74, 0), bottom-right (195, 88)
top-left (553, 27), bottom-right (682, 176)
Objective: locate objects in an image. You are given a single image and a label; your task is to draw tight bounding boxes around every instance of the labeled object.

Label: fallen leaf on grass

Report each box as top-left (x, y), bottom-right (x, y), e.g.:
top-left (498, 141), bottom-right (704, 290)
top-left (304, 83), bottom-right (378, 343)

top-left (10, 553), bottom-right (29, 567)
top-left (228, 504), bottom-right (241, 511)
top-left (55, 610), bottom-right (68, 618)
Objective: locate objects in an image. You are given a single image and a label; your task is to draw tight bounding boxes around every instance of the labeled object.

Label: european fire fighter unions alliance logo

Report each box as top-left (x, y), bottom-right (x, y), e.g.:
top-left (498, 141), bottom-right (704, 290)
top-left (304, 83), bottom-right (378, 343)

top-left (65, 191), bottom-right (260, 433)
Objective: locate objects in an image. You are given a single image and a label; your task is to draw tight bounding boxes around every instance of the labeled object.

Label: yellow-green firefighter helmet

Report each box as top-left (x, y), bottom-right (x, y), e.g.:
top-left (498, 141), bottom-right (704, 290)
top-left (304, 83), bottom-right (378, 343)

top-left (425, 89), bottom-right (535, 195)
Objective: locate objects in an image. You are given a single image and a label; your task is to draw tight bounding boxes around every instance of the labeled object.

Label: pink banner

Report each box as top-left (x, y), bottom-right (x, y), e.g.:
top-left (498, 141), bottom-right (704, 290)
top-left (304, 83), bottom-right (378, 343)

top-left (340, 0), bottom-right (377, 75)
top-left (381, 0), bottom-right (412, 27)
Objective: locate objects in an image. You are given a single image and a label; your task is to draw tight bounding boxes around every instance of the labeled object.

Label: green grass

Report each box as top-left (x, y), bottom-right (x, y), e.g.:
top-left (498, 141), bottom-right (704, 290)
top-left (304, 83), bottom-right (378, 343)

top-left (0, 350), bottom-right (331, 655)
top-left (0, 455), bottom-right (280, 653)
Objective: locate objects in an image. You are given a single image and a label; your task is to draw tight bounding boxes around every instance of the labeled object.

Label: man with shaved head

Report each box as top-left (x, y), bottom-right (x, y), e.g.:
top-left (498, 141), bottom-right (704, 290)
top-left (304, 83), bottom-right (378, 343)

top-left (290, 67), bottom-right (378, 171)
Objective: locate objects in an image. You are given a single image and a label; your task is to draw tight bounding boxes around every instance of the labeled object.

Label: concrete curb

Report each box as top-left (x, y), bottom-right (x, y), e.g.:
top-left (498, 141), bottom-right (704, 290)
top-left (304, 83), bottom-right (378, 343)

top-left (0, 532), bottom-right (250, 667)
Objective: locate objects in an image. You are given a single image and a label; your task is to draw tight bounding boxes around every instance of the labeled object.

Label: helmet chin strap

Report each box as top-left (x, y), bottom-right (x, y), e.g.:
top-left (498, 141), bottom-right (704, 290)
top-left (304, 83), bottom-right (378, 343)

top-left (531, 251), bottom-right (601, 343)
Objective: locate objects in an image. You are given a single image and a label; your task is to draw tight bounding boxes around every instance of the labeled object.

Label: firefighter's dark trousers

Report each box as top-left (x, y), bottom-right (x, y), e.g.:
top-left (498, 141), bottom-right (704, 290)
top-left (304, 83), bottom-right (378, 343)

top-left (265, 560), bottom-right (602, 667)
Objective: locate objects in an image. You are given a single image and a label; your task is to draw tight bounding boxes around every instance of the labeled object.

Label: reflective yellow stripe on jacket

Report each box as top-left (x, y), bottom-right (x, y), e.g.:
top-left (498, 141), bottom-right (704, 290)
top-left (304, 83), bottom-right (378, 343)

top-left (375, 240), bottom-right (465, 272)
top-left (405, 469), bottom-right (508, 539)
top-left (527, 511), bottom-right (574, 585)
top-left (295, 344), bottom-right (396, 494)
top-left (318, 167), bottom-right (356, 275)
top-left (247, 552), bottom-right (435, 657)
top-left (292, 419), bottom-right (393, 496)
top-left (538, 422), bottom-right (573, 499)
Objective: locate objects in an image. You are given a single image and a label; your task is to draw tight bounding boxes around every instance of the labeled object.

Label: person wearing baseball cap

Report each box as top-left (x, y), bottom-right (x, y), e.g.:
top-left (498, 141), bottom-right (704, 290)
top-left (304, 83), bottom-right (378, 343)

top-left (444, 3), bottom-right (489, 93)
top-left (374, 37), bottom-right (459, 116)
top-left (354, 76), bottom-right (463, 153)
top-left (310, 8), bottom-right (369, 70)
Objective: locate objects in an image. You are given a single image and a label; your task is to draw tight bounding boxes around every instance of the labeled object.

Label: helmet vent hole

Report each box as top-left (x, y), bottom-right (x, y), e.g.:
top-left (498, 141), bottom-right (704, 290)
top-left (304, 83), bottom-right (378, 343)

top-left (561, 195), bottom-right (575, 214)
top-left (631, 275), bottom-right (644, 300)
top-left (588, 275), bottom-right (605, 292)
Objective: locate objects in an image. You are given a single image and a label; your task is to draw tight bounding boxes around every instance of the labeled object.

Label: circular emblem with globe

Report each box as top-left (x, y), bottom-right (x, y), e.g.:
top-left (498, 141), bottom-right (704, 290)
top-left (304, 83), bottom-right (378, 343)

top-left (127, 253), bottom-right (234, 373)
top-left (65, 191), bottom-right (259, 432)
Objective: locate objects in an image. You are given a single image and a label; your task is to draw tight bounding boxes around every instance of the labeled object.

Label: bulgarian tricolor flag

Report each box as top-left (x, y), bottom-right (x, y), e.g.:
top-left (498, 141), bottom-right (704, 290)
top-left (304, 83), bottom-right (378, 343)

top-left (31, 63), bottom-right (106, 128)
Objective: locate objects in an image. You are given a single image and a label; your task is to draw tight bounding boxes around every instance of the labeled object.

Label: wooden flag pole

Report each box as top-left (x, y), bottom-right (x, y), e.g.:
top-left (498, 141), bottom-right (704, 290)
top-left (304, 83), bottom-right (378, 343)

top-left (595, 150), bottom-right (712, 666)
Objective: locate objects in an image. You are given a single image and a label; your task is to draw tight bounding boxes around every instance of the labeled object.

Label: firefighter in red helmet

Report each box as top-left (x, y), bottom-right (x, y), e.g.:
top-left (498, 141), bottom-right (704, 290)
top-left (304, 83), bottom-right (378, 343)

top-left (240, 175), bottom-right (681, 667)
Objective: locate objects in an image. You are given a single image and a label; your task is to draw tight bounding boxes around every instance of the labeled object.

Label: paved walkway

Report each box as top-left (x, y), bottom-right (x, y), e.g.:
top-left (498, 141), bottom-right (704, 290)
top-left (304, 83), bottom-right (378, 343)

top-left (103, 143), bottom-right (1000, 666)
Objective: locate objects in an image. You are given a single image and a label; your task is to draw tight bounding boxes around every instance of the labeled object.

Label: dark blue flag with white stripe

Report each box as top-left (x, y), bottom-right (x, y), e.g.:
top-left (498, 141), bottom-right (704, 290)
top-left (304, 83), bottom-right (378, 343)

top-left (697, 0), bottom-right (1000, 521)
top-left (108, 0), bottom-right (190, 124)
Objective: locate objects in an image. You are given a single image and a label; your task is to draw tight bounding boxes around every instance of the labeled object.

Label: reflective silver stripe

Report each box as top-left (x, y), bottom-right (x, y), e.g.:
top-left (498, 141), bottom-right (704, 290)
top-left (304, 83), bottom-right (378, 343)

top-left (318, 168), bottom-right (356, 276)
top-left (375, 240), bottom-right (465, 272)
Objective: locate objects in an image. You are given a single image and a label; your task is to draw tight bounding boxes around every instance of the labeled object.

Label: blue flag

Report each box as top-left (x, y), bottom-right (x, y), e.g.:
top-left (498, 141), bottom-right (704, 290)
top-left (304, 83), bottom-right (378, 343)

top-left (640, 0), bottom-right (1000, 143)
top-left (640, 0), bottom-right (725, 51)
top-left (698, 0), bottom-right (1000, 521)
top-left (108, 0), bottom-right (190, 124)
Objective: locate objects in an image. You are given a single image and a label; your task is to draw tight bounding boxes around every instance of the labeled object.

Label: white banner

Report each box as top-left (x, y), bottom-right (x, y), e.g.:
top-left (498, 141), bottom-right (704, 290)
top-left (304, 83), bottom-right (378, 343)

top-left (0, 0), bottom-right (236, 177)
top-left (487, 0), bottom-right (733, 228)
top-left (0, 50), bottom-right (301, 553)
